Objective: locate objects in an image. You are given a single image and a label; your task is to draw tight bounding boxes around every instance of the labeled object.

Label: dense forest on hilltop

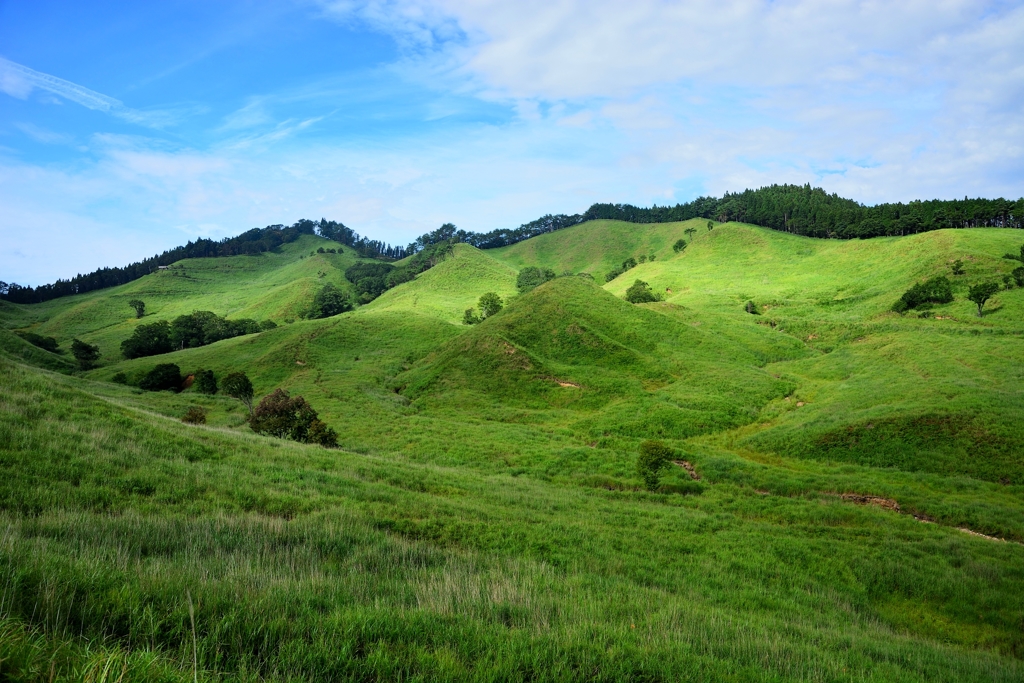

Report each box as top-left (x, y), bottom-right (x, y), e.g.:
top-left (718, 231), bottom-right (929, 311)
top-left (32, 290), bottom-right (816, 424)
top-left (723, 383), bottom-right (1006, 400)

top-left (4, 184), bottom-right (1022, 304)
top-left (417, 184), bottom-right (1024, 250)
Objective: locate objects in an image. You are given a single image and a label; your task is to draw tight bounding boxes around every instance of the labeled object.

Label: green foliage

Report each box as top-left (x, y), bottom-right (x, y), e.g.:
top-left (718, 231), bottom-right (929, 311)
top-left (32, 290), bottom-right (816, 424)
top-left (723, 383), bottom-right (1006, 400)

top-left (193, 368), bottom-right (217, 395)
top-left (70, 338), bottom-right (100, 370)
top-left (708, 221), bottom-right (714, 231)
top-left (516, 266), bottom-right (556, 293)
top-left (249, 388), bottom-right (338, 447)
top-left (345, 262), bottom-right (395, 302)
top-left (121, 321), bottom-right (173, 359)
top-left (222, 371), bottom-right (254, 413)
top-left (138, 363), bottom-right (182, 392)
top-left (624, 279), bottom-right (660, 304)
top-left (14, 331), bottom-right (59, 353)
top-left (307, 283), bottom-right (353, 319)
top-left (478, 292), bottom-right (503, 318)
top-left (636, 439), bottom-right (673, 490)
top-left (169, 310), bottom-right (259, 349)
top-left (967, 281), bottom-right (1000, 316)
top-left (1012, 266), bottom-right (1024, 287)
top-left (685, 227), bottom-right (697, 241)
top-left (892, 276), bottom-right (954, 312)
top-left (745, 300), bottom-right (759, 315)
top-left (951, 259), bottom-right (965, 276)
top-left (672, 238), bottom-right (687, 253)
top-left (259, 319), bottom-right (278, 331)
top-left (462, 308), bottom-right (481, 325)
top-left (181, 406), bottom-right (207, 424)
top-left (128, 299), bottom-right (145, 318)
top-left (344, 242), bottom-right (454, 304)
top-left (111, 371), bottom-right (128, 384)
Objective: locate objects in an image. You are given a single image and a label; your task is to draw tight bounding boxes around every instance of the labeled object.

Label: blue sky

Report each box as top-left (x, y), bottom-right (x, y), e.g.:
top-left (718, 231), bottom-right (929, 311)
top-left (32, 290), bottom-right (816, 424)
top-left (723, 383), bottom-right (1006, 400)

top-left (2, 0), bottom-right (1023, 285)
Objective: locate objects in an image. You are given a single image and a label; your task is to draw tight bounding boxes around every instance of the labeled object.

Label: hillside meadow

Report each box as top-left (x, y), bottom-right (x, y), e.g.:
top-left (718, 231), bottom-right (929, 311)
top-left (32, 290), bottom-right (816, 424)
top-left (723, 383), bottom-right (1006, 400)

top-left (2, 220), bottom-right (1023, 681)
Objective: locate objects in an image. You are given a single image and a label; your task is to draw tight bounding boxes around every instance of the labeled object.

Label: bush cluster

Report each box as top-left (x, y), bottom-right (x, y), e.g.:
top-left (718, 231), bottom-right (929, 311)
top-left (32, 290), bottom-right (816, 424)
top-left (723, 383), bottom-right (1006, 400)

top-left (517, 267), bottom-right (556, 293)
top-left (121, 311), bottom-right (272, 359)
top-left (307, 283), bottom-right (353, 319)
top-left (463, 292), bottom-right (503, 325)
top-left (625, 280), bottom-right (661, 304)
top-left (139, 364), bottom-right (183, 392)
top-left (891, 276), bottom-right (954, 313)
top-left (344, 241), bottom-right (454, 304)
top-left (249, 389), bottom-right (338, 447)
top-left (15, 331), bottom-right (59, 353)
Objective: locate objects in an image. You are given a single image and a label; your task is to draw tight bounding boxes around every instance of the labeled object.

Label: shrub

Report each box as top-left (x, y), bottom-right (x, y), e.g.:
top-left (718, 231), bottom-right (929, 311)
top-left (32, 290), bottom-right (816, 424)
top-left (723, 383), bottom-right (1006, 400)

top-left (622, 257), bottom-right (637, 271)
top-left (249, 388), bottom-right (337, 447)
top-left (70, 338), bottom-right (100, 370)
top-left (951, 259), bottom-right (965, 276)
top-left (707, 221), bottom-right (714, 231)
top-left (891, 276), bottom-right (954, 313)
top-left (516, 266), bottom-right (556, 293)
top-left (478, 292), bottom-right (503, 318)
top-left (308, 419), bottom-right (339, 448)
top-left (1013, 266), bottom-right (1024, 287)
top-left (128, 299), bottom-right (145, 318)
top-left (259, 319), bottom-right (278, 331)
top-left (222, 372), bottom-right (254, 413)
top-left (15, 331), bottom-right (59, 353)
top-left (169, 311), bottom-right (259, 349)
top-left (308, 283), bottom-right (353, 319)
top-left (463, 308), bottom-right (481, 325)
top-left (672, 239), bottom-right (687, 253)
top-left (181, 406), bottom-right (207, 424)
top-left (638, 255), bottom-right (647, 264)
top-left (139, 364), bottom-right (182, 392)
top-left (111, 372), bottom-right (128, 385)
top-left (745, 301), bottom-right (759, 315)
top-left (194, 369), bottom-right (217, 394)
top-left (625, 280), bottom-right (660, 304)
top-left (968, 281), bottom-right (1000, 317)
top-left (637, 440), bottom-right (673, 491)
top-left (121, 321), bottom-right (173, 359)
top-left (605, 268), bottom-right (624, 282)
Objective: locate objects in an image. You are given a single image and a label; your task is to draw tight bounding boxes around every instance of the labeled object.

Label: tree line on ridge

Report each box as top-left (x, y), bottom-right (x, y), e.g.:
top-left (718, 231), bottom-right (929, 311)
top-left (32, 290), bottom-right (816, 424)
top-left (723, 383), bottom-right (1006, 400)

top-left (3, 184), bottom-right (1021, 305)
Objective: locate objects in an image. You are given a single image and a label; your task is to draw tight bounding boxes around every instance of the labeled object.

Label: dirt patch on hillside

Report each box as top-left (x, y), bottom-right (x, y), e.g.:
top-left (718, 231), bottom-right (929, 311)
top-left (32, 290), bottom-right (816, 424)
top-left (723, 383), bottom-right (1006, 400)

top-left (840, 493), bottom-right (900, 512)
top-left (673, 460), bottom-right (701, 480)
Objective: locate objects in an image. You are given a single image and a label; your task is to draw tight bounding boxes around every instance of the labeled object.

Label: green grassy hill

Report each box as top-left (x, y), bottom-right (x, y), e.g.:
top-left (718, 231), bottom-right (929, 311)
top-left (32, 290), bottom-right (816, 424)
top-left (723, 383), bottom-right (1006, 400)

top-left (3, 221), bottom-right (1024, 681)
top-left (488, 217), bottom-right (709, 278)
top-left (6, 234), bottom-right (361, 362)
top-left (366, 243), bottom-right (519, 323)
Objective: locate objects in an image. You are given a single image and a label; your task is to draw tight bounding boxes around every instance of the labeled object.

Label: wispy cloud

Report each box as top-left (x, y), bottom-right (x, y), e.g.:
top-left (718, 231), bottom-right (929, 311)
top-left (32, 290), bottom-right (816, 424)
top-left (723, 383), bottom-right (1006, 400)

top-left (13, 122), bottom-right (73, 145)
top-left (0, 56), bottom-right (182, 128)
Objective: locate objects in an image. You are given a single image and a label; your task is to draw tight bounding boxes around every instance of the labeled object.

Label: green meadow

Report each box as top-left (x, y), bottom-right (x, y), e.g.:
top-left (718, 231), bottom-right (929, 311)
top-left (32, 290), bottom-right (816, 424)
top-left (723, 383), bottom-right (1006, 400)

top-left (2, 220), bottom-right (1024, 681)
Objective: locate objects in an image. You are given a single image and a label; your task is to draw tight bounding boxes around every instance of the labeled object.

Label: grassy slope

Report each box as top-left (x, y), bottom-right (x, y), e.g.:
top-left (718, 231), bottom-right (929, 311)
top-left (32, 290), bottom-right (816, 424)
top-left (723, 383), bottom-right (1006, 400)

top-left (488, 218), bottom-right (710, 279)
top-left (3, 235), bottom-right (362, 363)
top-left (366, 243), bottom-right (519, 324)
top-left (2, 356), bottom-right (1023, 682)
top-left (3, 222), bottom-right (1024, 679)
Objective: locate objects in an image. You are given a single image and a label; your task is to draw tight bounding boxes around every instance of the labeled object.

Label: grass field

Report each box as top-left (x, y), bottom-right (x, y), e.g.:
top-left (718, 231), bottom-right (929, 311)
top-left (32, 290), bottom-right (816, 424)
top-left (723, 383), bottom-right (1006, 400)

top-left (2, 221), bottom-right (1024, 681)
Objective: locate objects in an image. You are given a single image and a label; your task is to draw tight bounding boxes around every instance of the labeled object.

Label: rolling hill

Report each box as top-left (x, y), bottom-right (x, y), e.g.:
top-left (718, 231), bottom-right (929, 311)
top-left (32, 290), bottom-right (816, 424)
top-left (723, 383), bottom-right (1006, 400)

top-left (2, 219), bottom-right (1024, 681)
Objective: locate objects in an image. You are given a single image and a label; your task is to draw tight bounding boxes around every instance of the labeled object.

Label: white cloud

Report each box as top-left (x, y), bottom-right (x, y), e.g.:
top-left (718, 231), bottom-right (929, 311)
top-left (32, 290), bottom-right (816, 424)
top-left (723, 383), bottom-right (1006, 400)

top-left (0, 56), bottom-right (186, 128)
